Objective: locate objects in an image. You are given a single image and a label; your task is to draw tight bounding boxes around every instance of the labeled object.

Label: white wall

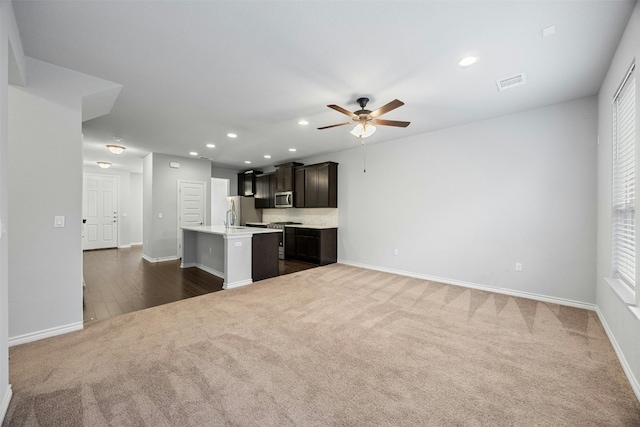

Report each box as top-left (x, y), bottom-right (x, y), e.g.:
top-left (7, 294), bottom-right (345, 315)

top-left (211, 165), bottom-right (239, 196)
top-left (143, 153), bottom-right (212, 260)
top-left (7, 58), bottom-right (119, 345)
top-left (130, 173), bottom-right (143, 244)
top-left (596, 1), bottom-right (640, 399)
top-left (0, 0), bottom-right (25, 419)
top-left (82, 166), bottom-right (131, 247)
top-left (9, 84), bottom-right (83, 342)
top-left (301, 96), bottom-right (598, 307)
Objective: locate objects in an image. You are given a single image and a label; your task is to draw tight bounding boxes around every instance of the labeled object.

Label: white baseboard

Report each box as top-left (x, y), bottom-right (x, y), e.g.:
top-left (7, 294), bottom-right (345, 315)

top-left (8, 321), bottom-right (83, 347)
top-left (595, 307), bottom-right (640, 401)
top-left (0, 385), bottom-right (12, 424)
top-left (141, 254), bottom-right (178, 263)
top-left (130, 242), bottom-right (143, 246)
top-left (338, 260), bottom-right (596, 311)
top-left (195, 264), bottom-right (224, 279)
top-left (223, 279), bottom-right (252, 290)
top-left (117, 244), bottom-right (131, 249)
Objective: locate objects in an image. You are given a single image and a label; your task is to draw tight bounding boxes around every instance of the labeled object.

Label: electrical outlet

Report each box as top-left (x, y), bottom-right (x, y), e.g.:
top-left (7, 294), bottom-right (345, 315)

top-left (515, 263), bottom-right (523, 272)
top-left (393, 249), bottom-right (399, 256)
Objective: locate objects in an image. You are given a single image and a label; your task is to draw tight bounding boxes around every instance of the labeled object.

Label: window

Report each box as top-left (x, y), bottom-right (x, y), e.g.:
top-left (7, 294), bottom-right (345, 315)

top-left (612, 64), bottom-right (636, 288)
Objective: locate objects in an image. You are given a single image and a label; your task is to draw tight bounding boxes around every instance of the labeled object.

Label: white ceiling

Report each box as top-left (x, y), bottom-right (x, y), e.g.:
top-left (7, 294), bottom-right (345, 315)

top-left (12, 0), bottom-right (637, 174)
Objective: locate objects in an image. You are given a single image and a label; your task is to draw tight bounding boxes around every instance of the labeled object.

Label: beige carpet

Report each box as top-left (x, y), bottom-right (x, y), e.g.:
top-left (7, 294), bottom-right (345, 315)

top-left (4, 264), bottom-right (639, 426)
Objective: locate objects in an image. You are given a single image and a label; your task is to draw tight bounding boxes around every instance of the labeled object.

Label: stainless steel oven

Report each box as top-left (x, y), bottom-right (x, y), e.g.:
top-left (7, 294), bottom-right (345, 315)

top-left (267, 222), bottom-right (301, 259)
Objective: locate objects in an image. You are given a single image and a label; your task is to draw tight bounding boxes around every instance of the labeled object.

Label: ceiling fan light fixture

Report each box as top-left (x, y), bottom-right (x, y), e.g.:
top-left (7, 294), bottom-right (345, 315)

top-left (106, 144), bottom-right (126, 155)
top-left (97, 161), bottom-right (111, 169)
top-left (351, 123), bottom-right (376, 138)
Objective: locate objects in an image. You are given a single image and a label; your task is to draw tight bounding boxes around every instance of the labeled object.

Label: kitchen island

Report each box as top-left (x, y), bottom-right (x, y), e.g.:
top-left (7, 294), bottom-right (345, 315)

top-left (181, 225), bottom-right (281, 289)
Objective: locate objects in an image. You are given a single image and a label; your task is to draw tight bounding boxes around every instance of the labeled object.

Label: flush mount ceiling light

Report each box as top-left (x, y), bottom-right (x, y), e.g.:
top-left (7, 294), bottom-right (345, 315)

top-left (318, 97), bottom-right (410, 139)
top-left (206, 143), bottom-right (215, 148)
top-left (289, 148), bottom-right (297, 152)
top-left (264, 155), bottom-right (271, 159)
top-left (189, 152), bottom-right (198, 156)
top-left (298, 120), bottom-right (309, 126)
top-left (244, 160), bottom-right (251, 164)
top-left (227, 133), bottom-right (237, 138)
top-left (350, 123), bottom-right (377, 138)
top-left (97, 162), bottom-right (111, 169)
top-left (106, 145), bottom-right (125, 155)
top-left (458, 56), bottom-right (478, 67)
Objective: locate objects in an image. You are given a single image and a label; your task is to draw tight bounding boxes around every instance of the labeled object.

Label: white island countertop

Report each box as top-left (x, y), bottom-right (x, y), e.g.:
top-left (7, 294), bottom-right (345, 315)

top-left (181, 225), bottom-right (282, 236)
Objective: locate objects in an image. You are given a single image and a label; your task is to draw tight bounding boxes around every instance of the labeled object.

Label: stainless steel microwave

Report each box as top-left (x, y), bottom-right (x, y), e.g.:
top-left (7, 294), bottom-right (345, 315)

top-left (274, 191), bottom-right (293, 208)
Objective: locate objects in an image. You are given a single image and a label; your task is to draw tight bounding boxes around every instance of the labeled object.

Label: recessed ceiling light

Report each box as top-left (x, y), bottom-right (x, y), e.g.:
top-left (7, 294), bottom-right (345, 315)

top-left (289, 148), bottom-right (296, 152)
top-left (244, 160), bottom-right (251, 164)
top-left (206, 143), bottom-right (215, 148)
top-left (458, 56), bottom-right (478, 67)
top-left (190, 152), bottom-right (198, 156)
top-left (264, 155), bottom-right (271, 159)
top-left (227, 133), bottom-right (237, 138)
top-left (298, 120), bottom-right (309, 126)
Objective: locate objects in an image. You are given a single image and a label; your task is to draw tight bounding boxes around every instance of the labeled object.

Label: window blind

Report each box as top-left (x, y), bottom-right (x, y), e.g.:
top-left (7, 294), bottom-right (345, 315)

top-left (613, 69), bottom-right (636, 288)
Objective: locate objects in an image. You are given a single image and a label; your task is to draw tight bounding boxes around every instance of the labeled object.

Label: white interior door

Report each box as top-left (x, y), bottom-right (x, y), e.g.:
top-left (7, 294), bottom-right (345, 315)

top-left (177, 180), bottom-right (205, 258)
top-left (83, 174), bottom-right (119, 250)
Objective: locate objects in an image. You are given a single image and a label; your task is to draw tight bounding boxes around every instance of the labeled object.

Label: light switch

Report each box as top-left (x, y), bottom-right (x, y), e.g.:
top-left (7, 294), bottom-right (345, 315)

top-left (158, 213), bottom-right (163, 219)
top-left (122, 213), bottom-right (128, 217)
top-left (235, 241), bottom-right (242, 247)
top-left (54, 216), bottom-right (65, 228)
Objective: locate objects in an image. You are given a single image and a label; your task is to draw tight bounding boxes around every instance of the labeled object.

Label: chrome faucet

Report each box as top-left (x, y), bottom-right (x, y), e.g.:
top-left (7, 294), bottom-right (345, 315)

top-left (224, 200), bottom-right (237, 228)
top-left (224, 209), bottom-right (237, 228)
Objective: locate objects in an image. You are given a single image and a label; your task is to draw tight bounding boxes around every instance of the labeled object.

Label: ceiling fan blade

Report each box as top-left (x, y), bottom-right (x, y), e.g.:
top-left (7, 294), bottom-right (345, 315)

top-left (317, 122), bottom-right (352, 130)
top-left (369, 99), bottom-right (404, 118)
top-left (327, 104), bottom-right (358, 119)
top-left (372, 119), bottom-right (411, 127)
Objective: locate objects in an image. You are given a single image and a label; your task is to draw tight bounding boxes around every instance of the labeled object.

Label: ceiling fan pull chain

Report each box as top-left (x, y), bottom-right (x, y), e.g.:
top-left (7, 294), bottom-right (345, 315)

top-left (361, 138), bottom-right (366, 173)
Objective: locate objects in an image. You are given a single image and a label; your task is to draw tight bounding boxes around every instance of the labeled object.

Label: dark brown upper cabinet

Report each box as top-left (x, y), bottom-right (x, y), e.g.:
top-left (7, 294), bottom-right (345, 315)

top-left (274, 162), bottom-right (303, 193)
top-left (254, 172), bottom-right (275, 208)
top-left (295, 162), bottom-right (338, 208)
top-left (237, 170), bottom-right (263, 197)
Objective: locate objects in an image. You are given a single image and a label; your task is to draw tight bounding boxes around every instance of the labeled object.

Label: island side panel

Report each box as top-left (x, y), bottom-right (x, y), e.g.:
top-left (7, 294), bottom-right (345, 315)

top-left (181, 229), bottom-right (197, 268)
top-left (223, 234), bottom-right (253, 289)
top-left (195, 232), bottom-right (225, 278)
top-left (252, 232), bottom-right (279, 281)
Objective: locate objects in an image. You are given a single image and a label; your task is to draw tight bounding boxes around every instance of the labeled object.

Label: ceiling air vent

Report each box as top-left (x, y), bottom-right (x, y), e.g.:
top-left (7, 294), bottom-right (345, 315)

top-left (496, 73), bottom-right (527, 92)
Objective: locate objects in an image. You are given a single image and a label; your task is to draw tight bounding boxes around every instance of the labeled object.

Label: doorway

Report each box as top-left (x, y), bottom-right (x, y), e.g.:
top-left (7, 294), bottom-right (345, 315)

top-left (83, 173), bottom-right (119, 250)
top-left (177, 180), bottom-right (206, 258)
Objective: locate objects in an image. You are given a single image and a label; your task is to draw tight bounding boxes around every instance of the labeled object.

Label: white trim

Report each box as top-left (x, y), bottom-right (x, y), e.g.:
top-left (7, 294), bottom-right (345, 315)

top-left (595, 306), bottom-right (640, 402)
top-left (195, 263), bottom-right (224, 280)
top-left (338, 260), bottom-right (596, 311)
top-left (131, 242), bottom-right (143, 246)
top-left (141, 254), bottom-right (178, 263)
top-left (223, 278), bottom-right (253, 290)
top-left (117, 244), bottom-right (131, 249)
top-left (0, 385), bottom-right (12, 423)
top-left (8, 322), bottom-right (83, 347)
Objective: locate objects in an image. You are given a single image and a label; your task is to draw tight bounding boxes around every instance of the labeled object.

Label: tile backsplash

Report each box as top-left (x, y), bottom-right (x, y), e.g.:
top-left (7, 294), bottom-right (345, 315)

top-left (262, 208), bottom-right (338, 227)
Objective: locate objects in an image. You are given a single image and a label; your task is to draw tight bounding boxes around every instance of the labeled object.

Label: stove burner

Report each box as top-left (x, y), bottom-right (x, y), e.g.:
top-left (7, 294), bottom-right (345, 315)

top-left (267, 221), bottom-right (302, 229)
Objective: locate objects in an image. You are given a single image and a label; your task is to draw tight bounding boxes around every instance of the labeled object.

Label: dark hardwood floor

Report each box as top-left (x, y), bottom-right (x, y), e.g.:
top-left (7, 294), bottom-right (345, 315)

top-left (83, 245), bottom-right (316, 324)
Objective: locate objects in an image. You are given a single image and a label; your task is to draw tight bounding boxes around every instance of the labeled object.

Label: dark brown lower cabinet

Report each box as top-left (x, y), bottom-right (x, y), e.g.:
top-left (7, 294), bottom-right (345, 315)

top-left (252, 232), bottom-right (279, 281)
top-left (285, 227), bottom-right (337, 266)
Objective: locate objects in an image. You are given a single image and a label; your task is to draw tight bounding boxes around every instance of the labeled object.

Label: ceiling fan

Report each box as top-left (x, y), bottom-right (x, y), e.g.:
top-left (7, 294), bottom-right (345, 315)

top-left (318, 97), bottom-right (410, 138)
